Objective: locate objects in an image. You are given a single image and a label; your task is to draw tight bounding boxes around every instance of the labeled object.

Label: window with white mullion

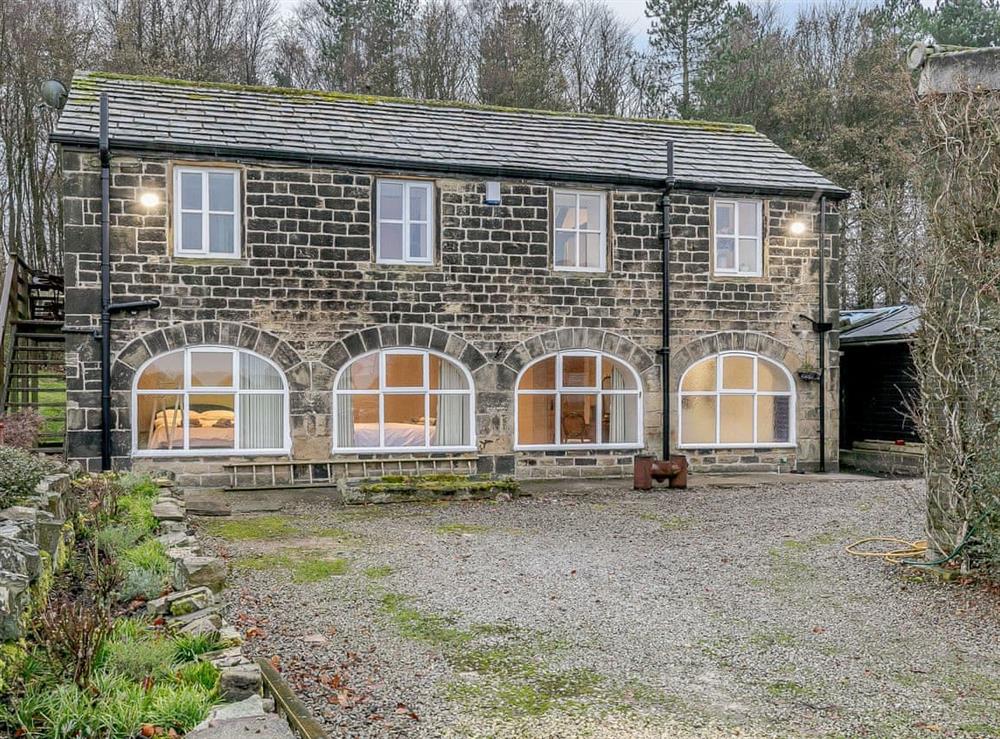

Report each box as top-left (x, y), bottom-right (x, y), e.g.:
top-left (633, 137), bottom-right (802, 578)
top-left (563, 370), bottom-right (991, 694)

top-left (713, 198), bottom-right (762, 276)
top-left (553, 190), bottom-right (606, 272)
top-left (377, 179), bottom-right (434, 264)
top-left (174, 168), bottom-right (239, 258)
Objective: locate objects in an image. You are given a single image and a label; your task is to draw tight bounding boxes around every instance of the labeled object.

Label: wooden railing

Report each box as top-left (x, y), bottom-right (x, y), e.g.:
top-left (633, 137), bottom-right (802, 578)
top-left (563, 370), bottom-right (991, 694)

top-left (0, 255), bottom-right (35, 399)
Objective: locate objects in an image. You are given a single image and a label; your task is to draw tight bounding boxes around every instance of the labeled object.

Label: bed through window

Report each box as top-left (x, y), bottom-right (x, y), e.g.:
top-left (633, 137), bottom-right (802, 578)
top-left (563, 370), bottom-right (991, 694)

top-left (333, 349), bottom-right (474, 451)
top-left (134, 347), bottom-right (288, 455)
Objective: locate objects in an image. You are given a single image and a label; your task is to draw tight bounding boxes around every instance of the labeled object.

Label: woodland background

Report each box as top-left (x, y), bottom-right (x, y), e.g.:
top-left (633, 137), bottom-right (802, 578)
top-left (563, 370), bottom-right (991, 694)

top-left (2, 0), bottom-right (998, 306)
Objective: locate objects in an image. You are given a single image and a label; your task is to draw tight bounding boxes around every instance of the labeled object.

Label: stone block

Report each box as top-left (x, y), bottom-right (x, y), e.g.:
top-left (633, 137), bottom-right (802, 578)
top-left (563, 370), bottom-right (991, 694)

top-left (178, 612), bottom-right (223, 637)
top-left (186, 713), bottom-right (293, 739)
top-left (0, 569), bottom-right (31, 640)
top-left (152, 500), bottom-right (184, 522)
top-left (192, 694), bottom-right (269, 731)
top-left (174, 556), bottom-right (226, 593)
top-left (0, 538), bottom-right (42, 582)
top-left (37, 519), bottom-right (70, 562)
top-left (146, 586), bottom-right (215, 616)
top-left (219, 663), bottom-right (262, 701)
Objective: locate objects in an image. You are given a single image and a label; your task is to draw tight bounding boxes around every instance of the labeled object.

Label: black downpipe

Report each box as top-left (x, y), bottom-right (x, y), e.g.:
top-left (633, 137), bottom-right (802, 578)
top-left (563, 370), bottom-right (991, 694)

top-left (98, 93), bottom-right (159, 470)
top-left (660, 141), bottom-right (675, 460)
top-left (817, 196), bottom-right (827, 473)
top-left (100, 94), bottom-right (112, 471)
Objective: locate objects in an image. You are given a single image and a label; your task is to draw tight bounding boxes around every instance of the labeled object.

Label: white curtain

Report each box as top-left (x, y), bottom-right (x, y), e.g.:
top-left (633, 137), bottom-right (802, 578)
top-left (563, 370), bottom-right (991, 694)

top-left (336, 395), bottom-right (355, 447)
top-left (434, 360), bottom-right (468, 446)
top-left (606, 366), bottom-right (629, 443)
top-left (239, 353), bottom-right (284, 449)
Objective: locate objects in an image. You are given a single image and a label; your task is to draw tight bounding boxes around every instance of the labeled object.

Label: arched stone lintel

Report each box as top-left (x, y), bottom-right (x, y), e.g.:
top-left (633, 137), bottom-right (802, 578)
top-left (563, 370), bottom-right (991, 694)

top-left (319, 324), bottom-right (487, 374)
top-left (501, 328), bottom-right (654, 374)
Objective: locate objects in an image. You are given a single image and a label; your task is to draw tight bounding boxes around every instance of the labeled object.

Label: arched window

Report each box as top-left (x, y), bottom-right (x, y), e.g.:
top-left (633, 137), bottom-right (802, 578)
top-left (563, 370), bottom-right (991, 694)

top-left (515, 351), bottom-right (642, 448)
top-left (679, 352), bottom-right (794, 448)
top-left (134, 347), bottom-right (289, 455)
top-left (333, 349), bottom-right (474, 451)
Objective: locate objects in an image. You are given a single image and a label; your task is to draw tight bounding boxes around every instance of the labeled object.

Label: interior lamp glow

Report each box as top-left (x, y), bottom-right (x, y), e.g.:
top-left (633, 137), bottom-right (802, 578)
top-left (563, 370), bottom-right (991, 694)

top-left (788, 220), bottom-right (808, 236)
top-left (138, 191), bottom-right (160, 208)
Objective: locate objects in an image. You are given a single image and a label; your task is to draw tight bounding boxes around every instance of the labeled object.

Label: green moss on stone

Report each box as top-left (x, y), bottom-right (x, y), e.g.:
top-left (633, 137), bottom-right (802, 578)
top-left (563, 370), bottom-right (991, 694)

top-left (75, 71), bottom-right (758, 134)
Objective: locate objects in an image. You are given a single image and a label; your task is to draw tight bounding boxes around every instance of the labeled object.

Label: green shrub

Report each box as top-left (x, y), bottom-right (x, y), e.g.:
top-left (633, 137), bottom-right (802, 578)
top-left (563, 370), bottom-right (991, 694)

top-left (101, 635), bottom-right (176, 681)
top-left (147, 683), bottom-right (215, 732)
top-left (172, 632), bottom-right (220, 663)
top-left (95, 525), bottom-right (144, 555)
top-left (121, 539), bottom-right (171, 575)
top-left (0, 446), bottom-right (53, 508)
top-left (118, 566), bottom-right (166, 602)
top-left (118, 472), bottom-right (160, 499)
top-left (118, 493), bottom-right (157, 534)
top-left (175, 660), bottom-right (219, 692)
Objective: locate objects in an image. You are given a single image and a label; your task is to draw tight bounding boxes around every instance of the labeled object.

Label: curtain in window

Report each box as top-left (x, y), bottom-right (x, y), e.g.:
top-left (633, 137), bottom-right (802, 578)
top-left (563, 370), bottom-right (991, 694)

top-left (239, 353), bottom-right (283, 449)
top-left (607, 366), bottom-right (628, 443)
top-left (435, 360), bottom-right (468, 446)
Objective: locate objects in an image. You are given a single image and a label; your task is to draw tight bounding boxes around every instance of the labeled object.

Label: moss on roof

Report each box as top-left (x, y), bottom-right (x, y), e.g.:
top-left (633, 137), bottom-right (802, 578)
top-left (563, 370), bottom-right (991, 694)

top-left (74, 70), bottom-right (758, 135)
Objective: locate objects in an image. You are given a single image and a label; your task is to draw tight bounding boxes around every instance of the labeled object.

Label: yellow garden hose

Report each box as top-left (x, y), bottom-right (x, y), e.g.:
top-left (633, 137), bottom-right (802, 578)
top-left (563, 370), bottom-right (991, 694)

top-left (845, 536), bottom-right (929, 564)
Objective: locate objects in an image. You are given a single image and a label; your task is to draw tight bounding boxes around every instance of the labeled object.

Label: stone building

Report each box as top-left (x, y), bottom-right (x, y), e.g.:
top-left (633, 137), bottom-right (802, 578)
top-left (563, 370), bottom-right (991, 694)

top-left (51, 72), bottom-right (847, 487)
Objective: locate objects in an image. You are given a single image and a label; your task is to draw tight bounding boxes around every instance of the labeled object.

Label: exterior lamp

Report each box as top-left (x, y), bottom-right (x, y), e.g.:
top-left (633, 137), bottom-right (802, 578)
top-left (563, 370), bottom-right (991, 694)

top-left (138, 191), bottom-right (160, 209)
top-left (788, 220), bottom-right (808, 237)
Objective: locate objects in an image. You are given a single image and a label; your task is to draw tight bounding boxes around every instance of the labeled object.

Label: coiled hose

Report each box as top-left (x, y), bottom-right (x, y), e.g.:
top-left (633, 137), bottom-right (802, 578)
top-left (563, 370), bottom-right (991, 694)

top-left (846, 508), bottom-right (994, 567)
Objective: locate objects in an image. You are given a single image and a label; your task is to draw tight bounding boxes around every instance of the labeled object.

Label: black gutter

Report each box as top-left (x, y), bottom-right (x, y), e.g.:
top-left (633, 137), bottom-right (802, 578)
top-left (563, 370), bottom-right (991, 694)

top-left (49, 133), bottom-right (851, 201)
top-left (660, 142), bottom-right (675, 460)
top-left (97, 94), bottom-right (160, 471)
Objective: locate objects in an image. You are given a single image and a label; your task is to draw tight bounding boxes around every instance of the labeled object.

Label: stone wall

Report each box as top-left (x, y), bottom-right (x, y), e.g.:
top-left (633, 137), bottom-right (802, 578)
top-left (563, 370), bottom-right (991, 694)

top-left (0, 474), bottom-right (73, 646)
top-left (61, 147), bottom-right (839, 482)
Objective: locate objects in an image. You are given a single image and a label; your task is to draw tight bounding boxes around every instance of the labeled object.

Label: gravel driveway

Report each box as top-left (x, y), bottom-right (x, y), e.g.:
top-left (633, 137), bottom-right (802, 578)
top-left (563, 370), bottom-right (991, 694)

top-left (197, 477), bottom-right (1000, 738)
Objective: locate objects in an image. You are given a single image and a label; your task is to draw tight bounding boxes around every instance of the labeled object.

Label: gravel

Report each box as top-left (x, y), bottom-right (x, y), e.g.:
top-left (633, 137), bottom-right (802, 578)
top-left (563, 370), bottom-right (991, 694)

top-left (198, 477), bottom-right (1000, 738)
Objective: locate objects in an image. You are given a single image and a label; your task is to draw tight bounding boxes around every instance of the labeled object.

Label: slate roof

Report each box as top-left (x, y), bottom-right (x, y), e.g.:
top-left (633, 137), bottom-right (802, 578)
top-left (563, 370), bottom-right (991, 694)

top-left (840, 305), bottom-right (920, 345)
top-left (51, 71), bottom-right (848, 198)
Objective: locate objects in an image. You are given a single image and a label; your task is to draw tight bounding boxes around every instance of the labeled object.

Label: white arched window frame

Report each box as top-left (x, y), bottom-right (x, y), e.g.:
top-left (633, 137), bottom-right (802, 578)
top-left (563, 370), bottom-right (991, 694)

top-left (332, 348), bottom-right (476, 453)
top-left (132, 346), bottom-right (290, 457)
top-left (678, 351), bottom-right (796, 449)
top-left (514, 350), bottom-right (643, 450)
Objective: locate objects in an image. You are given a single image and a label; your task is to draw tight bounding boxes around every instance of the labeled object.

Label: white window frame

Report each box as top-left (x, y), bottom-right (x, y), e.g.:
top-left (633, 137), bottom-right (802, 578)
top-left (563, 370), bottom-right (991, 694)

top-left (677, 351), bottom-right (795, 450)
top-left (712, 198), bottom-right (763, 277)
top-left (514, 350), bottom-right (643, 450)
top-left (132, 346), bottom-right (290, 457)
top-left (173, 166), bottom-right (241, 258)
top-left (552, 189), bottom-right (607, 272)
top-left (332, 348), bottom-right (475, 453)
top-left (376, 179), bottom-right (435, 265)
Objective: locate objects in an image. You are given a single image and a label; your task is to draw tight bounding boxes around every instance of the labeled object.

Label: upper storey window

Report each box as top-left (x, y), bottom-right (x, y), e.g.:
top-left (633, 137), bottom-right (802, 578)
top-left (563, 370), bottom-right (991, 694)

top-left (173, 167), bottom-right (241, 258)
top-left (376, 179), bottom-right (434, 265)
top-left (713, 198), bottom-right (762, 276)
top-left (553, 190), bottom-right (606, 272)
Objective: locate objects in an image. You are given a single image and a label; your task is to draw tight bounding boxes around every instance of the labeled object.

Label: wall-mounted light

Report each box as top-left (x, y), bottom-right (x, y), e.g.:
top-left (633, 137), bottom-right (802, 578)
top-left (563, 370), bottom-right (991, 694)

top-left (485, 181), bottom-right (501, 206)
top-left (138, 191), bottom-right (160, 209)
top-left (788, 220), bottom-right (808, 237)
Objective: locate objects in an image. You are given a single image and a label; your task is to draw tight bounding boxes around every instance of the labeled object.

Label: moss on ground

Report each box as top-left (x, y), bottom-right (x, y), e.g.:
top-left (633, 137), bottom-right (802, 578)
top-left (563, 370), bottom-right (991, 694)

top-left (203, 516), bottom-right (359, 542)
top-left (358, 474), bottom-right (519, 498)
top-left (378, 591), bottom-right (668, 720)
top-left (363, 565), bottom-right (393, 579)
top-left (232, 550), bottom-right (349, 583)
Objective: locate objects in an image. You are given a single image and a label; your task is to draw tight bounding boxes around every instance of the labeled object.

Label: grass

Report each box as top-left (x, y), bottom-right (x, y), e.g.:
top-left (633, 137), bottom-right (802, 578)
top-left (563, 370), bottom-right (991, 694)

top-left (202, 515), bottom-right (297, 540)
top-left (378, 591), bottom-right (668, 720)
top-left (38, 376), bottom-right (65, 444)
top-left (765, 680), bottom-right (815, 700)
top-left (363, 565), bottom-right (393, 579)
top-left (435, 523), bottom-right (490, 535)
top-left (232, 549), bottom-right (349, 583)
top-left (202, 515), bottom-right (360, 542)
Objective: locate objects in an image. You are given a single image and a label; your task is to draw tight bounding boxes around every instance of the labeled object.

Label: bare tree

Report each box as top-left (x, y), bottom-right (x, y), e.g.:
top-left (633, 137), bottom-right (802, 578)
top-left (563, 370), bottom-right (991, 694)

top-left (407, 0), bottom-right (471, 100)
top-left (909, 85), bottom-right (1000, 562)
top-left (564, 0), bottom-right (635, 115)
top-left (0, 0), bottom-right (93, 272)
top-left (475, 0), bottom-right (569, 110)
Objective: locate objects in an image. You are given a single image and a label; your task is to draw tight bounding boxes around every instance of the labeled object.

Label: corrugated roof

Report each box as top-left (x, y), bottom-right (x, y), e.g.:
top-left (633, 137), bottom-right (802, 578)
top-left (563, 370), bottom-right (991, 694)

top-left (50, 71), bottom-right (848, 197)
top-left (840, 305), bottom-right (920, 345)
